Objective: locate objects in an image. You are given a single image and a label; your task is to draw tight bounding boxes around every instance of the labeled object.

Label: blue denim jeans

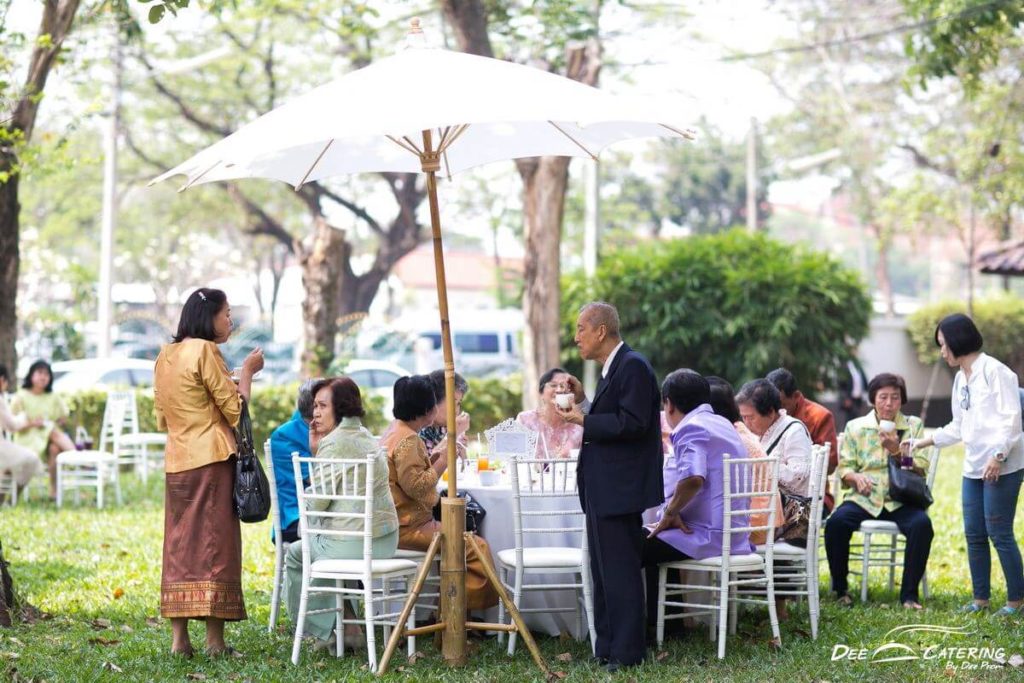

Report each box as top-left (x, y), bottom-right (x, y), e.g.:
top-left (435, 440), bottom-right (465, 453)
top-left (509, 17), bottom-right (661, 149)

top-left (962, 469), bottom-right (1024, 602)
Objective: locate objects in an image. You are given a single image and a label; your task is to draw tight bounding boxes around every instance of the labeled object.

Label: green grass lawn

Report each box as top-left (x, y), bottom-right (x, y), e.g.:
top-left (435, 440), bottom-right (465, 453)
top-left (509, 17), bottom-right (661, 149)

top-left (2, 445), bottom-right (1023, 682)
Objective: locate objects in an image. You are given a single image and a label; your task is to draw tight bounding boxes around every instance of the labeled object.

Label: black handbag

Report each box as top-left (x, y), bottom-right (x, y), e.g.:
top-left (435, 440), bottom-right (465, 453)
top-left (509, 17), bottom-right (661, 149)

top-left (432, 491), bottom-right (487, 533)
top-left (887, 456), bottom-right (933, 509)
top-left (233, 399), bottom-right (272, 523)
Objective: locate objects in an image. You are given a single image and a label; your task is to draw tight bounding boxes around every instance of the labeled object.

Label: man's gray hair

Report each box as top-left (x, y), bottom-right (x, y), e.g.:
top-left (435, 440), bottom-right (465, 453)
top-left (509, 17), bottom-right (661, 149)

top-left (297, 378), bottom-right (321, 422)
top-left (580, 301), bottom-right (620, 338)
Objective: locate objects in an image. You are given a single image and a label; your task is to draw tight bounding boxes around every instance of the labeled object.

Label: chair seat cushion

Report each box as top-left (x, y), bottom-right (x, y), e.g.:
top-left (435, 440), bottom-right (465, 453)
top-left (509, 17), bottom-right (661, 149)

top-left (497, 547), bottom-right (583, 569)
top-left (665, 553), bottom-right (765, 569)
top-left (859, 520), bottom-right (899, 533)
top-left (57, 450), bottom-right (115, 465)
top-left (311, 558), bottom-right (418, 575)
top-left (756, 542), bottom-right (805, 556)
top-left (119, 433), bottom-right (168, 446)
top-left (393, 548), bottom-right (427, 559)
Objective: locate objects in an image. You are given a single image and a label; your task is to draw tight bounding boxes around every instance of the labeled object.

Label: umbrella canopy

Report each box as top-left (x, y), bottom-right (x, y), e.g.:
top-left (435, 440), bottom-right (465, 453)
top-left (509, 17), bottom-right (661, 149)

top-left (152, 41), bottom-right (693, 188)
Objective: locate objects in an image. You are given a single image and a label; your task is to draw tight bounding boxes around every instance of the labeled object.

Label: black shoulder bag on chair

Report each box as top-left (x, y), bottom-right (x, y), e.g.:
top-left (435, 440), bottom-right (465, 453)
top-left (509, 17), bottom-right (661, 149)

top-left (887, 457), bottom-right (933, 509)
top-left (233, 399), bottom-right (272, 523)
top-left (767, 421), bottom-right (812, 545)
top-left (432, 491), bottom-right (487, 533)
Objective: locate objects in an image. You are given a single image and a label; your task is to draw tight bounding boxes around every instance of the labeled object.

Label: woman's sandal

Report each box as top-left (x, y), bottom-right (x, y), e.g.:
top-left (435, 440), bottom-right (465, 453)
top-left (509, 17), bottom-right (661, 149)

top-left (902, 600), bottom-right (924, 610)
top-left (836, 593), bottom-right (854, 607)
top-left (206, 645), bottom-right (243, 658)
top-left (992, 605), bottom-right (1023, 618)
top-left (171, 646), bottom-right (194, 659)
top-left (958, 602), bottom-right (988, 614)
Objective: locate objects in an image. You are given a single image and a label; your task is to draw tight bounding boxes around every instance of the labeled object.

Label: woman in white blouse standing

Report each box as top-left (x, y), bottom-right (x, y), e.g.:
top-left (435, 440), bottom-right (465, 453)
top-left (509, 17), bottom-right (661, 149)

top-left (910, 314), bottom-right (1024, 617)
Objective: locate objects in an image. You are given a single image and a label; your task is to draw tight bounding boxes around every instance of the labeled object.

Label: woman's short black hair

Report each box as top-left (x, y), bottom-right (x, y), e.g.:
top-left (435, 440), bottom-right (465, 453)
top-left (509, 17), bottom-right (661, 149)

top-left (0, 363), bottom-right (9, 384)
top-left (426, 369), bottom-right (468, 402)
top-left (537, 367), bottom-right (568, 393)
top-left (393, 374), bottom-right (437, 422)
top-left (661, 369), bottom-right (710, 415)
top-left (172, 287), bottom-right (229, 343)
top-left (735, 378), bottom-right (782, 416)
top-left (935, 313), bottom-right (983, 358)
top-left (706, 376), bottom-right (741, 424)
top-left (867, 373), bottom-right (908, 405)
top-left (22, 360), bottom-right (54, 392)
top-left (311, 376), bottom-right (365, 423)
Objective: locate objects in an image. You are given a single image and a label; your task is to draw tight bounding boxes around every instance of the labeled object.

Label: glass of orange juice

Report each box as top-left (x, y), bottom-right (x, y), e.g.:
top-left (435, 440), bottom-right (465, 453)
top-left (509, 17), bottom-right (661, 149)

top-left (441, 469), bottom-right (449, 482)
top-left (478, 456), bottom-right (490, 473)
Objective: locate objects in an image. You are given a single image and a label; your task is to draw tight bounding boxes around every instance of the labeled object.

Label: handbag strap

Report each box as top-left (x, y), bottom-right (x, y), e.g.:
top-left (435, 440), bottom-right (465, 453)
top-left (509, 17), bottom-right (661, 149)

top-left (765, 420), bottom-right (799, 456)
top-left (236, 398), bottom-right (255, 451)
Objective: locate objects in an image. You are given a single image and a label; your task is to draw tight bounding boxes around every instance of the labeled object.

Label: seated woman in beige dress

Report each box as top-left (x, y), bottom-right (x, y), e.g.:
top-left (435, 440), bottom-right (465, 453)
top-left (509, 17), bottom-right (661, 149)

top-left (382, 374), bottom-right (498, 611)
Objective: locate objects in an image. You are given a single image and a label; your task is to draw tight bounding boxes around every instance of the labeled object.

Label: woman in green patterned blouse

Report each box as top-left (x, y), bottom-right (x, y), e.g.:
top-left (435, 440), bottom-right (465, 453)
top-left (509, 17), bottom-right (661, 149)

top-left (284, 376), bottom-right (398, 649)
top-left (824, 373), bottom-right (932, 610)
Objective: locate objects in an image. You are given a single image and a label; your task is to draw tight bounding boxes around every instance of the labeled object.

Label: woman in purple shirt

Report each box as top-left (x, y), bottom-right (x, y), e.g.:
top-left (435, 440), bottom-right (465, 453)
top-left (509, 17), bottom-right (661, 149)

top-left (644, 369), bottom-right (753, 628)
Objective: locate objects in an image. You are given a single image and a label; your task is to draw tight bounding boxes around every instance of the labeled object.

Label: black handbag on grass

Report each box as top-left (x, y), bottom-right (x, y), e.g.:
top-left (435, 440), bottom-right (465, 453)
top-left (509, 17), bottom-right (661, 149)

top-left (233, 399), bottom-right (272, 523)
top-left (887, 457), bottom-right (933, 509)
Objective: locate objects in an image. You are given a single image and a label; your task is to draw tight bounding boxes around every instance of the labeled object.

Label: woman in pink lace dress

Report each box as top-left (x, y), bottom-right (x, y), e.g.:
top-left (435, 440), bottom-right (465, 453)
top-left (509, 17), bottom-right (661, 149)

top-left (515, 368), bottom-right (583, 459)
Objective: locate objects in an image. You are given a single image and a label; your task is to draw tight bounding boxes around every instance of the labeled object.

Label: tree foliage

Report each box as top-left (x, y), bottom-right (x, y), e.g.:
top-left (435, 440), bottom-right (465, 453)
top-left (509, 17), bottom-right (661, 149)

top-left (906, 293), bottom-right (1024, 379)
top-left (560, 230), bottom-right (872, 393)
top-left (902, 0), bottom-right (1024, 91)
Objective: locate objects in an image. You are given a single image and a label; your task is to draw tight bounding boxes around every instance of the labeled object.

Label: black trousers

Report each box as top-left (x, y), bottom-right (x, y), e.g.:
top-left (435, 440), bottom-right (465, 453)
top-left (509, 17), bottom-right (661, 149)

top-left (641, 535), bottom-right (690, 627)
top-left (824, 501), bottom-right (933, 603)
top-left (586, 505), bottom-right (646, 666)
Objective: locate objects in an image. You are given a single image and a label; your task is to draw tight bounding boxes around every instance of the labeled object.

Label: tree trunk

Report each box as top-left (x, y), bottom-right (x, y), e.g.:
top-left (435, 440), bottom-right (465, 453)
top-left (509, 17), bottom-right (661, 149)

top-left (0, 173), bottom-right (21, 374)
top-left (0, 0), bottom-right (82, 373)
top-left (517, 157), bottom-right (570, 409)
top-left (871, 228), bottom-right (896, 318)
top-left (298, 218), bottom-right (347, 375)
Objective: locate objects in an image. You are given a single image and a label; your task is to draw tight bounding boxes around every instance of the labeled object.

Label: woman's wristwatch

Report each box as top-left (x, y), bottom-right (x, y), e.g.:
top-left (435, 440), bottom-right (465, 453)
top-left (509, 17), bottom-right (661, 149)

top-left (993, 452), bottom-right (1007, 463)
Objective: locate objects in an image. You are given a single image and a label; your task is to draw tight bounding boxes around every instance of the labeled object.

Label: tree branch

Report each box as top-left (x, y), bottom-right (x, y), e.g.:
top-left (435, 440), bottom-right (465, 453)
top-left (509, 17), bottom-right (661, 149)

top-left (898, 143), bottom-right (959, 180)
top-left (225, 184), bottom-right (296, 252)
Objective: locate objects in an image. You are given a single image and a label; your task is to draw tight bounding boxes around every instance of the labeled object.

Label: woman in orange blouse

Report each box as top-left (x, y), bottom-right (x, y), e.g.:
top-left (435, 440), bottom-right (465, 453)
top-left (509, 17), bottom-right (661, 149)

top-left (382, 375), bottom-right (499, 611)
top-left (154, 288), bottom-right (263, 658)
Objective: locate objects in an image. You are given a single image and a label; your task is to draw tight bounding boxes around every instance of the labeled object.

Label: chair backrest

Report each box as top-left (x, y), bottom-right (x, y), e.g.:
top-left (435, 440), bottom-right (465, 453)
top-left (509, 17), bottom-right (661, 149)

top-left (508, 455), bottom-right (582, 555)
top-left (293, 454), bottom-right (376, 571)
top-left (264, 439), bottom-right (284, 547)
top-left (805, 444), bottom-right (831, 551)
top-left (722, 454), bottom-right (780, 561)
top-left (100, 392), bottom-right (135, 451)
top-left (486, 418), bottom-right (539, 464)
top-left (98, 398), bottom-right (129, 453)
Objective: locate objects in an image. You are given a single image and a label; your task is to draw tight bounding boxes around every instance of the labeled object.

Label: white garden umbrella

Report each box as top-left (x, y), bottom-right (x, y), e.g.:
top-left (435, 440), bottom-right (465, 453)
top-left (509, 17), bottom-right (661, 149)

top-left (152, 21), bottom-right (694, 675)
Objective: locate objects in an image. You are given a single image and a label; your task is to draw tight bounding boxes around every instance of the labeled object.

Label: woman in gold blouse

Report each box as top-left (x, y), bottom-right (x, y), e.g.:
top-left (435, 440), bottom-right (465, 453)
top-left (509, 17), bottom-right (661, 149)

top-left (154, 288), bottom-right (263, 658)
top-left (382, 375), bottom-right (498, 611)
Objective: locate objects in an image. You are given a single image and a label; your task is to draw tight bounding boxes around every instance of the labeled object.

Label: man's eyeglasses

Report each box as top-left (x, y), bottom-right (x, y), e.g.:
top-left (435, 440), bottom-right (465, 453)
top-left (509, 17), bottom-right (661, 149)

top-left (959, 385), bottom-right (971, 411)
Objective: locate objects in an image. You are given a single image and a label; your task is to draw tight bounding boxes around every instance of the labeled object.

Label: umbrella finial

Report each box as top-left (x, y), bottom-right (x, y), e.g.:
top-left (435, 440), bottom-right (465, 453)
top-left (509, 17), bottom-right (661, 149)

top-left (404, 17), bottom-right (428, 50)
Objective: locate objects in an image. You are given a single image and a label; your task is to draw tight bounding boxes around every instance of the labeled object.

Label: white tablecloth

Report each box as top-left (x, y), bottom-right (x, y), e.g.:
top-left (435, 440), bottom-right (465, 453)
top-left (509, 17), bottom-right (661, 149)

top-left (443, 471), bottom-right (587, 638)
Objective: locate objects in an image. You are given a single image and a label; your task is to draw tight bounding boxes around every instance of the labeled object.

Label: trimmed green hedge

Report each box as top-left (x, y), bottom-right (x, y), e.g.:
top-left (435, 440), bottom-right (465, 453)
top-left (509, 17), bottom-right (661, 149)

top-left (462, 375), bottom-right (523, 436)
top-left (61, 385), bottom-right (388, 454)
top-left (906, 294), bottom-right (1024, 379)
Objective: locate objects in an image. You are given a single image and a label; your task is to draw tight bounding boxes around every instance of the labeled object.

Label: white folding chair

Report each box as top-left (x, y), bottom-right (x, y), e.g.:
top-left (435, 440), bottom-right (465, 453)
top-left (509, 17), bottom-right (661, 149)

top-left (0, 469), bottom-right (16, 507)
top-left (55, 399), bottom-right (125, 508)
top-left (485, 419), bottom-right (539, 469)
top-left (114, 390), bottom-right (166, 483)
top-left (290, 454), bottom-right (418, 672)
top-left (655, 454), bottom-right (781, 659)
top-left (265, 439), bottom-right (291, 633)
top-left (858, 446), bottom-right (941, 602)
top-left (497, 454), bottom-right (595, 655)
top-left (752, 443), bottom-right (830, 639)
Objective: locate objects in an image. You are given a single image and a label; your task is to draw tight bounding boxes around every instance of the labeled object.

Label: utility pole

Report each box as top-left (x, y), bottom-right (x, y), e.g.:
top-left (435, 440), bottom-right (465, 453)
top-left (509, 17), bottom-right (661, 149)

top-left (746, 116), bottom-right (757, 232)
top-left (97, 29), bottom-right (122, 358)
top-left (582, 159), bottom-right (599, 395)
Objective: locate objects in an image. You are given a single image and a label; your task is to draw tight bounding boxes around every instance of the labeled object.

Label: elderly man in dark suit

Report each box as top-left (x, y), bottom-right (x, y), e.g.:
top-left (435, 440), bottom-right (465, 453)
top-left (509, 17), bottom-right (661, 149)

top-left (558, 301), bottom-right (663, 672)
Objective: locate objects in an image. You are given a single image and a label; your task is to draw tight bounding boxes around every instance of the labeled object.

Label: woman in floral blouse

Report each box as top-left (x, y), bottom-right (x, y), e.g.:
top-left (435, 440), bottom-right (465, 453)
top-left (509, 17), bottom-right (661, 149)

top-left (824, 373), bottom-right (932, 609)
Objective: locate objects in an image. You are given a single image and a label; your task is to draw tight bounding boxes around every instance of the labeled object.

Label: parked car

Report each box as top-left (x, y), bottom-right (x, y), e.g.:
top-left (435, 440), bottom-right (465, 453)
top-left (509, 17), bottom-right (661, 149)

top-left (342, 359), bottom-right (410, 423)
top-left (50, 358), bottom-right (156, 393)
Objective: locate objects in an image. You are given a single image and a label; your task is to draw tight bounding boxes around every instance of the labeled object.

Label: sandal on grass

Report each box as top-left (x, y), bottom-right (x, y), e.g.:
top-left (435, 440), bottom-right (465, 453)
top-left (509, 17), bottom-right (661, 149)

top-left (171, 646), bottom-right (194, 659)
top-left (902, 600), bottom-right (924, 610)
top-left (206, 645), bottom-right (243, 658)
top-left (992, 605), bottom-right (1023, 618)
top-left (835, 593), bottom-right (854, 607)
top-left (958, 602), bottom-right (988, 614)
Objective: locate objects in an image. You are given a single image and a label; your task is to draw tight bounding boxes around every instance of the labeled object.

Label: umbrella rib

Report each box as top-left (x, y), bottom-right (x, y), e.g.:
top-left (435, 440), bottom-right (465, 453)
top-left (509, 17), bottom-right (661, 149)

top-left (294, 139), bottom-right (335, 191)
top-left (401, 135), bottom-right (424, 155)
top-left (659, 123), bottom-right (697, 140)
top-left (547, 121), bottom-right (598, 161)
top-left (437, 124), bottom-right (470, 155)
top-left (385, 135), bottom-right (422, 157)
top-left (177, 159), bottom-right (221, 192)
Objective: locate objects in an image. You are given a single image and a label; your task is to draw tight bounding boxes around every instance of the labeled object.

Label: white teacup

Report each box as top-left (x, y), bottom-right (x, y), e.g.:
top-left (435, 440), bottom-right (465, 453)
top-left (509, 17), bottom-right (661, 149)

top-left (554, 393), bottom-right (574, 410)
top-left (479, 470), bottom-right (498, 486)
top-left (878, 419), bottom-right (896, 433)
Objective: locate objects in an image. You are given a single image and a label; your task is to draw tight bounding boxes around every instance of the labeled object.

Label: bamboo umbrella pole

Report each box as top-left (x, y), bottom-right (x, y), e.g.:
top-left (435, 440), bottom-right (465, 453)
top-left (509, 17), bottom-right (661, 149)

top-left (421, 128), bottom-right (467, 665)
